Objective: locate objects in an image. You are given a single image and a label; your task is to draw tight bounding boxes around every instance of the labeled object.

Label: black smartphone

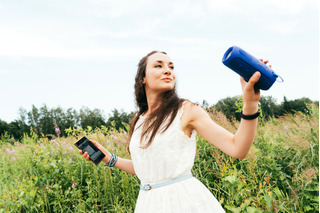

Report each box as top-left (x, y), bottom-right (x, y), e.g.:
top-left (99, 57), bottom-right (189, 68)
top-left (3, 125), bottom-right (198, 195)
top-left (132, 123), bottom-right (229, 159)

top-left (75, 136), bottom-right (105, 165)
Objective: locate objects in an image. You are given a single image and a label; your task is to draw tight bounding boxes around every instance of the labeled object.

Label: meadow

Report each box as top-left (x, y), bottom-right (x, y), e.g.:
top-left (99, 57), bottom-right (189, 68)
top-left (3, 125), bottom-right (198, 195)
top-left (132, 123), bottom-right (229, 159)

top-left (0, 104), bottom-right (318, 212)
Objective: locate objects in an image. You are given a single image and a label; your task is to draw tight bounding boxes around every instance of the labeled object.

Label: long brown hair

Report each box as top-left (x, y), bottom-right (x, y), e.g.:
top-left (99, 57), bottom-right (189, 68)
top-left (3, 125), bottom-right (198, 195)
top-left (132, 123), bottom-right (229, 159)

top-left (128, 51), bottom-right (185, 149)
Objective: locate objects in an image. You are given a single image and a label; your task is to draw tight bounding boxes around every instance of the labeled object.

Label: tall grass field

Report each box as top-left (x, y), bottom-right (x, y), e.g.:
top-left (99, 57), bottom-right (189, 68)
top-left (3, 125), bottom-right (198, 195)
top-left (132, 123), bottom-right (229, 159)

top-left (0, 105), bottom-right (318, 212)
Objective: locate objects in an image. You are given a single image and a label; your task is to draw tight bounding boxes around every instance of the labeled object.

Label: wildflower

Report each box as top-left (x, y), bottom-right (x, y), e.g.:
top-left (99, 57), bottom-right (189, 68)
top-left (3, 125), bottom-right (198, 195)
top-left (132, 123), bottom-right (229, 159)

top-left (54, 120), bottom-right (61, 137)
top-left (69, 146), bottom-right (74, 151)
top-left (69, 158), bottom-right (72, 163)
top-left (46, 182), bottom-right (52, 191)
top-left (51, 139), bottom-right (57, 142)
top-left (107, 139), bottom-right (111, 144)
top-left (11, 157), bottom-right (16, 162)
top-left (111, 134), bottom-right (118, 140)
top-left (264, 175), bottom-right (270, 184)
top-left (14, 141), bottom-right (21, 147)
top-left (72, 182), bottom-right (77, 188)
top-left (6, 148), bottom-right (15, 154)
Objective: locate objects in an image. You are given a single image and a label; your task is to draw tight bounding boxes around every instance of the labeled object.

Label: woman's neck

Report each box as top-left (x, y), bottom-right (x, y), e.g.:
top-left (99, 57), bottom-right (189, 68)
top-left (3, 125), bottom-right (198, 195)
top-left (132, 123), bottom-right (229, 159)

top-left (145, 93), bottom-right (162, 116)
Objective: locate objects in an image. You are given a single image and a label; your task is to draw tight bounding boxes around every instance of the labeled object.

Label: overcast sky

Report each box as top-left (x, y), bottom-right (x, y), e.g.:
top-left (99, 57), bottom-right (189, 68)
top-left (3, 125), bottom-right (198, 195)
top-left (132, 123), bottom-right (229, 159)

top-left (0, 0), bottom-right (319, 123)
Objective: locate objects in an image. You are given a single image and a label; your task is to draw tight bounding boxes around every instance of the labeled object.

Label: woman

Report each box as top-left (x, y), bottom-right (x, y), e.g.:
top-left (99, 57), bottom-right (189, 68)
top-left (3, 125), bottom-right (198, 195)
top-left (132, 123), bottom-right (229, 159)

top-left (80, 50), bottom-right (269, 212)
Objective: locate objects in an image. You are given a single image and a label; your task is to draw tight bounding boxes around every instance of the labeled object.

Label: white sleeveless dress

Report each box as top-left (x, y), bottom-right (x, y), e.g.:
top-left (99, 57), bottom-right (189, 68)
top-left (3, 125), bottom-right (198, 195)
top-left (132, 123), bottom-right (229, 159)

top-left (129, 103), bottom-right (225, 213)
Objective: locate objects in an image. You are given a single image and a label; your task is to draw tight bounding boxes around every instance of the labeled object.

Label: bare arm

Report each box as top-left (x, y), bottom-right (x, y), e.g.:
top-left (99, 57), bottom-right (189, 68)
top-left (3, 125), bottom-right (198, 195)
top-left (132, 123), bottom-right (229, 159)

top-left (184, 66), bottom-right (266, 159)
top-left (80, 140), bottom-right (136, 175)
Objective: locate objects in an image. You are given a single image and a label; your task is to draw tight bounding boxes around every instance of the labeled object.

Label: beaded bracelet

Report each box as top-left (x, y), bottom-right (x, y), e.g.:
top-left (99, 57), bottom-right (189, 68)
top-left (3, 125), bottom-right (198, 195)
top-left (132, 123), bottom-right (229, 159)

top-left (106, 153), bottom-right (118, 167)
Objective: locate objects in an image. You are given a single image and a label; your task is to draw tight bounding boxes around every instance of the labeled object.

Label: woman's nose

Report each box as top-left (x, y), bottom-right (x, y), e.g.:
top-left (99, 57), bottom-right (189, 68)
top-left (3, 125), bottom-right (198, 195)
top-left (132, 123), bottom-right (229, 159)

top-left (163, 66), bottom-right (172, 75)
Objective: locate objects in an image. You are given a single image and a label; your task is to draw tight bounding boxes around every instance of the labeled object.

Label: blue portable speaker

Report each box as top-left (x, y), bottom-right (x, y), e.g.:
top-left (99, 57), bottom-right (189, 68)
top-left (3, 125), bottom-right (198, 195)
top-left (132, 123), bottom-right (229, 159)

top-left (222, 46), bottom-right (282, 90)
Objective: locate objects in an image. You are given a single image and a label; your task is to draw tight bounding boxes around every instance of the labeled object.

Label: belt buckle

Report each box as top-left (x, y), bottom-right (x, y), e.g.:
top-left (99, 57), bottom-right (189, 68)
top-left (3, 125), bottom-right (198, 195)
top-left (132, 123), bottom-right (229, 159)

top-left (145, 184), bottom-right (152, 191)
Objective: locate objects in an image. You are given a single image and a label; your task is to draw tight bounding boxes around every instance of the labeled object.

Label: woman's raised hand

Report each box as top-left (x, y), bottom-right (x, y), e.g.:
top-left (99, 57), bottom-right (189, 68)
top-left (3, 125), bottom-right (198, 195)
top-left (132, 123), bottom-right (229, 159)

top-left (79, 139), bottom-right (112, 163)
top-left (240, 59), bottom-right (271, 113)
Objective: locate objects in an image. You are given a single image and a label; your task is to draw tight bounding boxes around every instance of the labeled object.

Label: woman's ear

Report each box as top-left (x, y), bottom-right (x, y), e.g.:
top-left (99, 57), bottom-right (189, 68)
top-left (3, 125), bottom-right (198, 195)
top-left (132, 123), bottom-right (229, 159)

top-left (142, 78), bottom-right (146, 84)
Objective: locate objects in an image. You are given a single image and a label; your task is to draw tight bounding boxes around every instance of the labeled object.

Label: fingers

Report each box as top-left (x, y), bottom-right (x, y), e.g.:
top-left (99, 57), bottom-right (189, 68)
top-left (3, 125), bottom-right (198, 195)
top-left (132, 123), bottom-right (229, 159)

top-left (79, 150), bottom-right (90, 161)
top-left (260, 58), bottom-right (272, 68)
top-left (259, 59), bottom-right (268, 63)
top-left (247, 72), bottom-right (261, 88)
top-left (83, 152), bottom-right (90, 161)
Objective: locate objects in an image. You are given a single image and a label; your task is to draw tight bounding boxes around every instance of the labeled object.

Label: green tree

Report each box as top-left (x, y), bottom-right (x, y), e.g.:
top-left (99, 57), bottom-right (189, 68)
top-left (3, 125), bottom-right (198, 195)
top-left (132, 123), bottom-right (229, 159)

top-left (18, 107), bottom-right (29, 135)
top-left (38, 104), bottom-right (55, 135)
top-left (27, 105), bottom-right (41, 134)
top-left (259, 96), bottom-right (281, 119)
top-left (79, 107), bottom-right (106, 129)
top-left (0, 119), bottom-right (9, 136)
top-left (106, 109), bottom-right (134, 131)
top-left (281, 97), bottom-right (313, 115)
top-left (213, 96), bottom-right (242, 121)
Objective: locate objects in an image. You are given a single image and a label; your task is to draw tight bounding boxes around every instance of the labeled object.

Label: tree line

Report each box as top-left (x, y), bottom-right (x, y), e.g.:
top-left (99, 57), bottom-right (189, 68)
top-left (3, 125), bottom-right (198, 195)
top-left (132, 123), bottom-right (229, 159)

top-left (0, 96), bottom-right (317, 140)
top-left (211, 96), bottom-right (318, 121)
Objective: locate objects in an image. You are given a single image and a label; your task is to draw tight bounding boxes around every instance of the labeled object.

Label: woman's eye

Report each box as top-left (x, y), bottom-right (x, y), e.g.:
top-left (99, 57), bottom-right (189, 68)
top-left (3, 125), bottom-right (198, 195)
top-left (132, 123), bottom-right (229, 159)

top-left (155, 65), bottom-right (162, 68)
top-left (170, 66), bottom-right (174, 70)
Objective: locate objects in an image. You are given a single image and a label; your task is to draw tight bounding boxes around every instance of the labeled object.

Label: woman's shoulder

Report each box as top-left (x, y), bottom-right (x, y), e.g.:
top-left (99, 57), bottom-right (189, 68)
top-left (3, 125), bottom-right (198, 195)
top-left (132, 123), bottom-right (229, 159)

top-left (180, 100), bottom-right (213, 133)
top-left (180, 100), bottom-right (204, 124)
top-left (181, 100), bottom-right (200, 113)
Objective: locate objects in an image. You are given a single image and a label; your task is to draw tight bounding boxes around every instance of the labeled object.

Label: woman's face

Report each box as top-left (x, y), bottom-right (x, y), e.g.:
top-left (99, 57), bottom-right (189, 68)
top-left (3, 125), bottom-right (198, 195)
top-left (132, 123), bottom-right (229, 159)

top-left (143, 53), bottom-right (176, 94)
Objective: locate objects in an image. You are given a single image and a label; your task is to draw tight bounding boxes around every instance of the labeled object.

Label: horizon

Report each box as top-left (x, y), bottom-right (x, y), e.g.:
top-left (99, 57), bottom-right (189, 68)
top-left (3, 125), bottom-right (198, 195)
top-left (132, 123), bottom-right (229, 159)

top-left (1, 94), bottom-right (317, 123)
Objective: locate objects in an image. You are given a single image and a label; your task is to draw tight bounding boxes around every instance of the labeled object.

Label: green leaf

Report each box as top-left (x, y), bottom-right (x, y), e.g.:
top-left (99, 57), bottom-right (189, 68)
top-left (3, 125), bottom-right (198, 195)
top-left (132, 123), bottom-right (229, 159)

top-left (274, 187), bottom-right (282, 199)
top-left (305, 206), bottom-right (313, 211)
top-left (224, 175), bottom-right (237, 184)
top-left (246, 206), bottom-right (259, 213)
top-left (225, 205), bottom-right (241, 213)
top-left (264, 194), bottom-right (274, 209)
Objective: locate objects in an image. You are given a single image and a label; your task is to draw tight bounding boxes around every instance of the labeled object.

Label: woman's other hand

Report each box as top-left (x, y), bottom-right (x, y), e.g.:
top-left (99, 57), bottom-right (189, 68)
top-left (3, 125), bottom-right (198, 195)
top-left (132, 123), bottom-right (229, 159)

top-left (79, 139), bottom-right (112, 164)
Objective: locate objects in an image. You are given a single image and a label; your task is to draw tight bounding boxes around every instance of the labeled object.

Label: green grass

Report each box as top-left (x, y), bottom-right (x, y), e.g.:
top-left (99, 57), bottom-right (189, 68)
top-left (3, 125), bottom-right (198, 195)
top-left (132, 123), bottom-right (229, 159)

top-left (0, 104), bottom-right (318, 212)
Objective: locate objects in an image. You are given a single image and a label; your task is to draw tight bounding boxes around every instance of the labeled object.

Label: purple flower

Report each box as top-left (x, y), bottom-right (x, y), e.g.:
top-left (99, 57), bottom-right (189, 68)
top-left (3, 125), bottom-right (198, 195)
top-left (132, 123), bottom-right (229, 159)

top-left (6, 148), bottom-right (15, 154)
top-left (54, 120), bottom-right (61, 136)
top-left (111, 134), bottom-right (118, 139)
top-left (72, 182), bottom-right (77, 188)
top-left (69, 158), bottom-right (72, 164)
top-left (51, 139), bottom-right (57, 142)
top-left (55, 127), bottom-right (61, 135)
top-left (46, 182), bottom-right (52, 191)
top-left (69, 146), bottom-right (74, 151)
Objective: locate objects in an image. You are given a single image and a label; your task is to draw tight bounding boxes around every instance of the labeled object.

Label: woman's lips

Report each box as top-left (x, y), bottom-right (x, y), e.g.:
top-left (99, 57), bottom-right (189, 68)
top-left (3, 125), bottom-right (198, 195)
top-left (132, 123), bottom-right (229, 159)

top-left (162, 78), bottom-right (172, 81)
